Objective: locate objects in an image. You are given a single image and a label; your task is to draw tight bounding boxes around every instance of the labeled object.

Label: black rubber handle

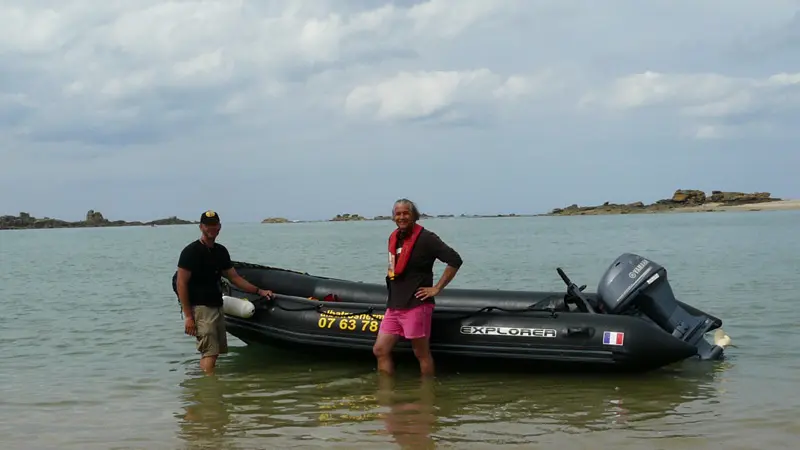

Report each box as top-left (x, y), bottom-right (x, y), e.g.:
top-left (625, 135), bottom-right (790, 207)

top-left (556, 267), bottom-right (570, 285)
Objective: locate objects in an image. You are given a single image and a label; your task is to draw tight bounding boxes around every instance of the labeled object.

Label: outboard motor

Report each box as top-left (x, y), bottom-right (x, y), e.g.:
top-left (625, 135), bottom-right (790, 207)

top-left (596, 253), bottom-right (727, 360)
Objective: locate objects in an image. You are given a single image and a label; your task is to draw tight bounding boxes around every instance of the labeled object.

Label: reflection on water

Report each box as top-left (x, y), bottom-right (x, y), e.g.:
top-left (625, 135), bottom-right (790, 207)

top-left (175, 346), bottom-right (730, 449)
top-left (178, 376), bottom-right (233, 450)
top-left (376, 374), bottom-right (437, 450)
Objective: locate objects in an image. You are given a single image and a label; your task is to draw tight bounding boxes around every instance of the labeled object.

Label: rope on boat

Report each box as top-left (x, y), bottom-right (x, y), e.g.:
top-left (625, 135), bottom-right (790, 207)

top-left (266, 296), bottom-right (555, 321)
top-left (221, 279), bottom-right (562, 321)
top-left (222, 279), bottom-right (386, 319)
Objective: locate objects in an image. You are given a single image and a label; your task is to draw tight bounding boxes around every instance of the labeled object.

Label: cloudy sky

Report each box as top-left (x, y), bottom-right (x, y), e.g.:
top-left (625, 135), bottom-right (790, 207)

top-left (2, 0), bottom-right (799, 222)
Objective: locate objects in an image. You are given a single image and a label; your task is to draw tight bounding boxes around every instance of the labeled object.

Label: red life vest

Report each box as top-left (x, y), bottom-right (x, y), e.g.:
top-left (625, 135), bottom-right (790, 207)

top-left (387, 223), bottom-right (423, 280)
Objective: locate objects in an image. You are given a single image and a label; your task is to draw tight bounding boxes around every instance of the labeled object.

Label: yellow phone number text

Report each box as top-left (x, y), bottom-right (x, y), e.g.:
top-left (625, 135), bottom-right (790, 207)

top-left (317, 311), bottom-right (383, 333)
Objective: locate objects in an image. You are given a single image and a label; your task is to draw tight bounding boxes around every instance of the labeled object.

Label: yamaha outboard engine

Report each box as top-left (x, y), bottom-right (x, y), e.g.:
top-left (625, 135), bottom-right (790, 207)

top-left (596, 253), bottom-right (726, 360)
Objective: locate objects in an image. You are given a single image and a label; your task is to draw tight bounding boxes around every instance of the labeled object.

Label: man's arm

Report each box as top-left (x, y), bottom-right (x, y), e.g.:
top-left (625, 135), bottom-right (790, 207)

top-left (429, 232), bottom-right (464, 292)
top-left (218, 246), bottom-right (265, 295)
top-left (176, 246), bottom-right (195, 319)
top-left (176, 267), bottom-right (193, 318)
top-left (435, 265), bottom-right (460, 292)
top-left (222, 267), bottom-right (262, 295)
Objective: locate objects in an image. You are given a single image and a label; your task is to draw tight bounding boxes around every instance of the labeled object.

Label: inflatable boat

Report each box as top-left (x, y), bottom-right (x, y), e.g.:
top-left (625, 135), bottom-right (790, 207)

top-left (217, 253), bottom-right (732, 373)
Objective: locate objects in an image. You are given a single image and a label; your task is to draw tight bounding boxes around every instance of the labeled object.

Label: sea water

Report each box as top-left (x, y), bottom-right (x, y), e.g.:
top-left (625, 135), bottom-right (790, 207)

top-left (1, 211), bottom-right (799, 449)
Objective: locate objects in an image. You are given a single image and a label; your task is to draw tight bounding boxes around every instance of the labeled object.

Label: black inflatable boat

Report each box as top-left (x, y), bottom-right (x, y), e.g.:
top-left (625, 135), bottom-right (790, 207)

top-left (218, 252), bottom-right (732, 373)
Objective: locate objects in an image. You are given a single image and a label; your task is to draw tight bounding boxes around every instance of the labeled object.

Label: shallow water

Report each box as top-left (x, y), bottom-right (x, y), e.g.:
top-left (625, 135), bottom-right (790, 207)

top-left (1, 211), bottom-right (799, 449)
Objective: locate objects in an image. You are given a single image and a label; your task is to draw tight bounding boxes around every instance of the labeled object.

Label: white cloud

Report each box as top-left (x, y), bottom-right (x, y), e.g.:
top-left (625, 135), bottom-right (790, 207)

top-left (3, 0), bottom-right (799, 144)
top-left (343, 69), bottom-right (554, 122)
top-left (581, 71), bottom-right (742, 111)
top-left (582, 70), bottom-right (800, 113)
top-left (1, 0), bottom-right (536, 144)
top-left (405, 0), bottom-right (519, 38)
top-left (580, 70), bottom-right (800, 138)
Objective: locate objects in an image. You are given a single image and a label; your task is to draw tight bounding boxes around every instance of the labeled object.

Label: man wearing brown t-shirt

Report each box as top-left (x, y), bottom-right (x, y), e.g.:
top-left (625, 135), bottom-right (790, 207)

top-left (372, 199), bottom-right (463, 377)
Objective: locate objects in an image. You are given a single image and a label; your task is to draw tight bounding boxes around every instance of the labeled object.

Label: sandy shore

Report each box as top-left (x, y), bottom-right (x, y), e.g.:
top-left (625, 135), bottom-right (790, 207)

top-left (676, 199), bottom-right (800, 213)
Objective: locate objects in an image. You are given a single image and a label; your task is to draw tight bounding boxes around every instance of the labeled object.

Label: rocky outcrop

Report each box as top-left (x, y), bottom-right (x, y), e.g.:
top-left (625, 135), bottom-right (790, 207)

top-left (85, 209), bottom-right (106, 225)
top-left (545, 189), bottom-right (783, 216)
top-left (668, 189), bottom-right (706, 205)
top-left (330, 213), bottom-right (367, 222)
top-left (547, 201), bottom-right (653, 216)
top-left (372, 212), bottom-right (437, 221)
top-left (0, 210), bottom-right (194, 230)
top-left (148, 216), bottom-right (193, 226)
top-left (708, 191), bottom-right (776, 205)
top-left (261, 217), bottom-right (290, 224)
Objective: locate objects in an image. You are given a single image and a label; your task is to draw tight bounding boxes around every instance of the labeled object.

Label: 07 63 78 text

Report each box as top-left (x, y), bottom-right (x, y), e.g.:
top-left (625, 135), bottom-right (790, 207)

top-left (317, 310), bottom-right (383, 333)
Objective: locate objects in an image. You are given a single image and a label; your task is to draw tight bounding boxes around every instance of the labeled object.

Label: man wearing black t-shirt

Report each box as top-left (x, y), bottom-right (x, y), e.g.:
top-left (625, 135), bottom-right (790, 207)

top-left (173, 210), bottom-right (273, 374)
top-left (373, 199), bottom-right (463, 377)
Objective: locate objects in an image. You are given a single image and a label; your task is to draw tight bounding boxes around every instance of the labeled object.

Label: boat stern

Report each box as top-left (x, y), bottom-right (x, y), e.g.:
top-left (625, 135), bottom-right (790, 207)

top-left (596, 253), bottom-right (731, 361)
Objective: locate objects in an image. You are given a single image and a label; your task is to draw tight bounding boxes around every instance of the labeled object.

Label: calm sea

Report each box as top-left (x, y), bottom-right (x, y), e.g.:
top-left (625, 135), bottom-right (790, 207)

top-left (1, 211), bottom-right (799, 449)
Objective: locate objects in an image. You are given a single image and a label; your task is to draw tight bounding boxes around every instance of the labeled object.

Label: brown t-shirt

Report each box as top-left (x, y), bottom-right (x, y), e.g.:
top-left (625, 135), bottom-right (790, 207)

top-left (385, 228), bottom-right (463, 309)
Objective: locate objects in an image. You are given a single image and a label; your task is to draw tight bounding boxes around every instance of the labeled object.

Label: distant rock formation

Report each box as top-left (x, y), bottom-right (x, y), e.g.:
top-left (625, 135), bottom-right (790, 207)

top-left (545, 190), bottom-right (782, 216)
top-left (372, 212), bottom-right (437, 221)
top-left (0, 210), bottom-right (195, 230)
top-left (261, 217), bottom-right (290, 224)
top-left (85, 209), bottom-right (106, 224)
top-left (708, 190), bottom-right (776, 205)
top-left (330, 213), bottom-right (367, 222)
top-left (667, 189), bottom-right (706, 205)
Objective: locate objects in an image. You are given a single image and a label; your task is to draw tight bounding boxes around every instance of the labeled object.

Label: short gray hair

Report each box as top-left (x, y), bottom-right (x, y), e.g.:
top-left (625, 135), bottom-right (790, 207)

top-left (393, 198), bottom-right (420, 221)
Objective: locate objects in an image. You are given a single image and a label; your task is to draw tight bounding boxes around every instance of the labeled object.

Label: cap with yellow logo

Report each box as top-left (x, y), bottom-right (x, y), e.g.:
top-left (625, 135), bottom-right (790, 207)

top-left (200, 210), bottom-right (220, 225)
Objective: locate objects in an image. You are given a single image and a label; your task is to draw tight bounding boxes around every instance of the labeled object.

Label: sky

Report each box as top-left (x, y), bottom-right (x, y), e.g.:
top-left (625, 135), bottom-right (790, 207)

top-left (2, 0), bottom-right (799, 223)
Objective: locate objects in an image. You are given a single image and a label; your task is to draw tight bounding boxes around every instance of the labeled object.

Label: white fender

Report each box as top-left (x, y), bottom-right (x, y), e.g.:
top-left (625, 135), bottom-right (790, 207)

top-left (222, 295), bottom-right (255, 318)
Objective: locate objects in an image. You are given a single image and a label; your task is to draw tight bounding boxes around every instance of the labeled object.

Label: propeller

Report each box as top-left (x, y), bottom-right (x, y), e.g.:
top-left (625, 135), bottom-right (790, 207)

top-left (713, 328), bottom-right (734, 348)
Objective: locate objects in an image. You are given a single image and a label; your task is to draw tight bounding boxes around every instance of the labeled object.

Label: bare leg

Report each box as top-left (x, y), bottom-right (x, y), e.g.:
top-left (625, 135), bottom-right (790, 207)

top-left (373, 333), bottom-right (401, 375)
top-left (411, 337), bottom-right (434, 378)
top-left (199, 355), bottom-right (218, 374)
top-left (376, 369), bottom-right (395, 405)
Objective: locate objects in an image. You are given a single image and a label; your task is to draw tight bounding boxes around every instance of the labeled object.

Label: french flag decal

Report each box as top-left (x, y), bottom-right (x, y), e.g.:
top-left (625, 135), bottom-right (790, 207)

top-left (603, 331), bottom-right (625, 346)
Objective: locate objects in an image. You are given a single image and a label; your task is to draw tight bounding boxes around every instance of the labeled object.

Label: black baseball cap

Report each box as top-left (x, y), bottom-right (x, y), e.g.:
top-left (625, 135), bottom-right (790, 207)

top-left (200, 210), bottom-right (221, 225)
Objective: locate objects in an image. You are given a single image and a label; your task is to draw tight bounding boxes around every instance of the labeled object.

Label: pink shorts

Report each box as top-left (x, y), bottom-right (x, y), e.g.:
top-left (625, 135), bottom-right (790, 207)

top-left (379, 303), bottom-right (434, 340)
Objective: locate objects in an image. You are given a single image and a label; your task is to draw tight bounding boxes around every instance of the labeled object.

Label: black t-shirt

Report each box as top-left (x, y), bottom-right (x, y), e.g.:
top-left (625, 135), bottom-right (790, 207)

top-left (173, 239), bottom-right (233, 308)
top-left (386, 228), bottom-right (463, 310)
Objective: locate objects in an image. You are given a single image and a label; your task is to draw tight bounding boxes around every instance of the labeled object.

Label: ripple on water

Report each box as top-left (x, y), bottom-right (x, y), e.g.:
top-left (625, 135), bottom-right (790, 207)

top-left (2, 214), bottom-right (800, 449)
top-left (163, 357), bottom-right (729, 448)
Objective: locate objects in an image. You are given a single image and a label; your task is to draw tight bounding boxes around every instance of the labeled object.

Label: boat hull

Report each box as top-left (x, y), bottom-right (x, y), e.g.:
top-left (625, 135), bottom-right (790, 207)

top-left (221, 262), bottom-right (703, 373)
